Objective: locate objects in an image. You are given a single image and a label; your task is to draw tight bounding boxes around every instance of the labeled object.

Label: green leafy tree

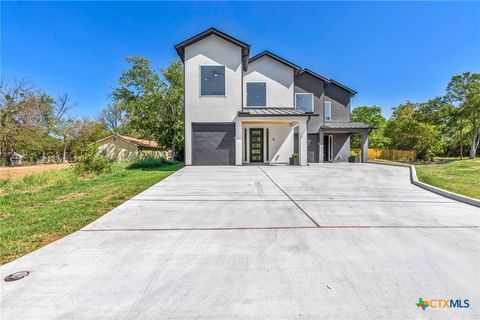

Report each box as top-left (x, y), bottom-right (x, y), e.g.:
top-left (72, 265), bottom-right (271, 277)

top-left (0, 79), bottom-right (58, 162)
top-left (68, 119), bottom-right (109, 158)
top-left (350, 106), bottom-right (390, 148)
top-left (112, 57), bottom-right (184, 159)
top-left (159, 60), bottom-right (184, 159)
top-left (385, 102), bottom-right (444, 160)
top-left (446, 72), bottom-right (480, 158)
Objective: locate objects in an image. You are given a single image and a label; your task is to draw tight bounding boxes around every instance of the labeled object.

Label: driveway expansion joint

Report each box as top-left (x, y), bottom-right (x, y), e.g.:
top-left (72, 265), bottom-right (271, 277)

top-left (81, 225), bottom-right (480, 232)
top-left (258, 167), bottom-right (321, 227)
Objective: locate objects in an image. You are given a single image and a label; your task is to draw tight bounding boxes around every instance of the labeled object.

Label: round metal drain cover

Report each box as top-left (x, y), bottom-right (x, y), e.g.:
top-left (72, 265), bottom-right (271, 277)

top-left (4, 271), bottom-right (29, 282)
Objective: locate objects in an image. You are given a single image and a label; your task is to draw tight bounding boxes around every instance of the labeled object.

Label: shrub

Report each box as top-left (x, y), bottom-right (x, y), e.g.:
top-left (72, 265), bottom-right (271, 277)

top-left (127, 157), bottom-right (175, 169)
top-left (291, 152), bottom-right (299, 158)
top-left (72, 144), bottom-right (112, 176)
top-left (350, 150), bottom-right (358, 157)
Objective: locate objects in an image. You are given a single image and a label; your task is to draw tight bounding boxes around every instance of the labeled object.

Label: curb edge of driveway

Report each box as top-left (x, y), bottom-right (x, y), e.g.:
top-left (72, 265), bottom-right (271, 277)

top-left (368, 161), bottom-right (480, 208)
top-left (409, 165), bottom-right (480, 208)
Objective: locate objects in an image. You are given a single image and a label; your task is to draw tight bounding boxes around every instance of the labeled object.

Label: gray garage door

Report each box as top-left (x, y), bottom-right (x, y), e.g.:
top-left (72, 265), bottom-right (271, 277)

top-left (192, 123), bottom-right (236, 165)
top-left (294, 133), bottom-right (319, 163)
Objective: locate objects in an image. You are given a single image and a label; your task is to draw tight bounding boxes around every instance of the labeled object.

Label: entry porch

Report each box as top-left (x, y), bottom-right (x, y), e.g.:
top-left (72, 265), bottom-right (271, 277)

top-left (236, 108), bottom-right (317, 166)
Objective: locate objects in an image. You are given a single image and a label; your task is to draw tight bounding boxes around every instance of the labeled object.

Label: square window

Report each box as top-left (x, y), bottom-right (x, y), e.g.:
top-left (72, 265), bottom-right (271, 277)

top-left (201, 66), bottom-right (225, 96)
top-left (295, 93), bottom-right (313, 112)
top-left (247, 82), bottom-right (266, 107)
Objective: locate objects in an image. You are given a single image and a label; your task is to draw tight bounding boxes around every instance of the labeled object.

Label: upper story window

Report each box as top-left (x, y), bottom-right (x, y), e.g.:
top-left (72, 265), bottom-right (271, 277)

top-left (324, 100), bottom-right (332, 121)
top-left (247, 82), bottom-right (266, 107)
top-left (295, 93), bottom-right (313, 112)
top-left (201, 65), bottom-right (225, 96)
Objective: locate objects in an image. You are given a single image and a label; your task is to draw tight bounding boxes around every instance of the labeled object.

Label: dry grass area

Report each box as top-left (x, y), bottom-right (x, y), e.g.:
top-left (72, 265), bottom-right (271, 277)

top-left (0, 163), bottom-right (72, 179)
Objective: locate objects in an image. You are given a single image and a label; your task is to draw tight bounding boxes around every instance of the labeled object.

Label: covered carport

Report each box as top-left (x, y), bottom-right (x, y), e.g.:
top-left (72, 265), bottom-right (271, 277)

top-left (320, 121), bottom-right (373, 163)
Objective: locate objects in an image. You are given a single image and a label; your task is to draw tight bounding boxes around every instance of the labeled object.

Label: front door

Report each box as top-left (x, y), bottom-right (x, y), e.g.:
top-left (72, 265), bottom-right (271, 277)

top-left (250, 128), bottom-right (264, 163)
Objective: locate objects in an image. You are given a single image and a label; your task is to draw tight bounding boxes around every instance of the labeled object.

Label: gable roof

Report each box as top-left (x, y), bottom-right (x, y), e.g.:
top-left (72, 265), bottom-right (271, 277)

top-left (298, 69), bottom-right (331, 84)
top-left (174, 27), bottom-right (251, 71)
top-left (298, 69), bottom-right (356, 96)
top-left (175, 27), bottom-right (357, 96)
top-left (97, 134), bottom-right (159, 148)
top-left (329, 80), bottom-right (357, 95)
top-left (249, 51), bottom-right (301, 72)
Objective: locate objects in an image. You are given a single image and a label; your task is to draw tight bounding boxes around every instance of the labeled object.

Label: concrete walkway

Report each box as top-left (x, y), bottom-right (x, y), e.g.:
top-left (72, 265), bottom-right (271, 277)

top-left (1, 164), bottom-right (479, 319)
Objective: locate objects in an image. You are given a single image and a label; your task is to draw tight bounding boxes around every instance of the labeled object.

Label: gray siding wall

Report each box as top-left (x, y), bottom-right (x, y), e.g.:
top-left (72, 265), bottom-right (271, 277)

top-left (332, 133), bottom-right (350, 162)
top-left (295, 73), bottom-right (353, 133)
top-left (324, 85), bottom-right (351, 122)
top-left (294, 73), bottom-right (324, 133)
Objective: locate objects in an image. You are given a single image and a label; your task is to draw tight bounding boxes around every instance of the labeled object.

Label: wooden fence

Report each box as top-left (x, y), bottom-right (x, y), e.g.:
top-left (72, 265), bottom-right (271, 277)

top-left (353, 148), bottom-right (416, 161)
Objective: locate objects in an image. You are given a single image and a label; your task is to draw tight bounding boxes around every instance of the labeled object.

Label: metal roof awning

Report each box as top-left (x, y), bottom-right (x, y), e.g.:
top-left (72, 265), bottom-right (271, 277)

top-left (238, 108), bottom-right (318, 117)
top-left (321, 121), bottom-right (374, 131)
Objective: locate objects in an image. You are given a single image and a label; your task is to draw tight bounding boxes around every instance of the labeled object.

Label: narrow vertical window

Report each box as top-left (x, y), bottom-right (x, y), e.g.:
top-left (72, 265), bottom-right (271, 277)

top-left (324, 101), bottom-right (332, 121)
top-left (244, 128), bottom-right (247, 162)
top-left (266, 128), bottom-right (269, 161)
top-left (328, 135), bottom-right (333, 161)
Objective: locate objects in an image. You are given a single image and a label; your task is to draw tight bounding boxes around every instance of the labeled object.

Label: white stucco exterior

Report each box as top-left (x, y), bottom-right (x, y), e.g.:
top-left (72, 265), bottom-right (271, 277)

top-left (243, 56), bottom-right (295, 109)
top-left (184, 34), bottom-right (243, 165)
top-left (178, 29), bottom-right (361, 166)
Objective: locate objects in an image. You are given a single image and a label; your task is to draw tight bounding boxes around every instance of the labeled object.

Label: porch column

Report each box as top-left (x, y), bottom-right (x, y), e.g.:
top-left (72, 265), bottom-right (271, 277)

top-left (319, 130), bottom-right (324, 162)
top-left (235, 119), bottom-right (243, 165)
top-left (299, 120), bottom-right (308, 166)
top-left (360, 130), bottom-right (369, 163)
top-left (185, 121), bottom-right (192, 165)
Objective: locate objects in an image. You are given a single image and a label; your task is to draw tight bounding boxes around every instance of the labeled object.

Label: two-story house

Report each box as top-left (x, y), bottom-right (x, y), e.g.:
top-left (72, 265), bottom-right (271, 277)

top-left (175, 28), bottom-right (371, 166)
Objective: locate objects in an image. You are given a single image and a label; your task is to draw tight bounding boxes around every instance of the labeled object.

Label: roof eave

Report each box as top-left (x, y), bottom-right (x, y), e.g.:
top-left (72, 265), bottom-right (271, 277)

top-left (328, 80), bottom-right (357, 96)
top-left (299, 69), bottom-right (331, 84)
top-left (238, 111), bottom-right (319, 117)
top-left (249, 51), bottom-right (301, 72)
top-left (174, 27), bottom-right (251, 70)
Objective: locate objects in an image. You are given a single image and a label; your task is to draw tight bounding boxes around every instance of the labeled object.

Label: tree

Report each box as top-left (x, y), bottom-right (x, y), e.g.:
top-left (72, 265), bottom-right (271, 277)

top-left (446, 72), bottom-right (480, 158)
top-left (385, 102), bottom-right (444, 160)
top-left (68, 119), bottom-right (109, 158)
top-left (112, 57), bottom-right (184, 159)
top-left (0, 79), bottom-right (57, 161)
top-left (99, 102), bottom-right (127, 133)
top-left (52, 94), bottom-right (75, 162)
top-left (350, 106), bottom-right (390, 148)
top-left (159, 60), bottom-right (184, 158)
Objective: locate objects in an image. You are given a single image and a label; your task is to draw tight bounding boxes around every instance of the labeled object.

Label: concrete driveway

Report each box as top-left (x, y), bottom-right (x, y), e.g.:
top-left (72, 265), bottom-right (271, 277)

top-left (1, 164), bottom-right (479, 319)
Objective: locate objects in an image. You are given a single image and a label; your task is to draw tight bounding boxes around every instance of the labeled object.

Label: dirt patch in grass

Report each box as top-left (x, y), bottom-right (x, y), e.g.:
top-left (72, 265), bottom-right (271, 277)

top-left (0, 163), bottom-right (72, 179)
top-left (54, 192), bottom-right (87, 203)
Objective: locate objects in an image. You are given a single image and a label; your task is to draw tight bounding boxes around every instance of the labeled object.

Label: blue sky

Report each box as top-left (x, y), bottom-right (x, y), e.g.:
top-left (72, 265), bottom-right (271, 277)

top-left (2, 1), bottom-right (479, 118)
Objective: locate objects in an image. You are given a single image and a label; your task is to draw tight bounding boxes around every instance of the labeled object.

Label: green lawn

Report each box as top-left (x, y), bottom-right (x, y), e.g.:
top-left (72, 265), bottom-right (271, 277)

top-left (415, 159), bottom-right (480, 199)
top-left (0, 162), bottom-right (183, 264)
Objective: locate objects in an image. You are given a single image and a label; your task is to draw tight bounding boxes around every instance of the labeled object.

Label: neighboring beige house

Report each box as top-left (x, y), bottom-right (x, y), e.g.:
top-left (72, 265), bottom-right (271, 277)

top-left (97, 134), bottom-right (167, 162)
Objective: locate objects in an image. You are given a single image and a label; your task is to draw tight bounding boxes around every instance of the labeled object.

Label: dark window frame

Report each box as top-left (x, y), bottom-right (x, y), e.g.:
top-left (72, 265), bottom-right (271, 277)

top-left (200, 65), bottom-right (226, 96)
top-left (246, 82), bottom-right (267, 107)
